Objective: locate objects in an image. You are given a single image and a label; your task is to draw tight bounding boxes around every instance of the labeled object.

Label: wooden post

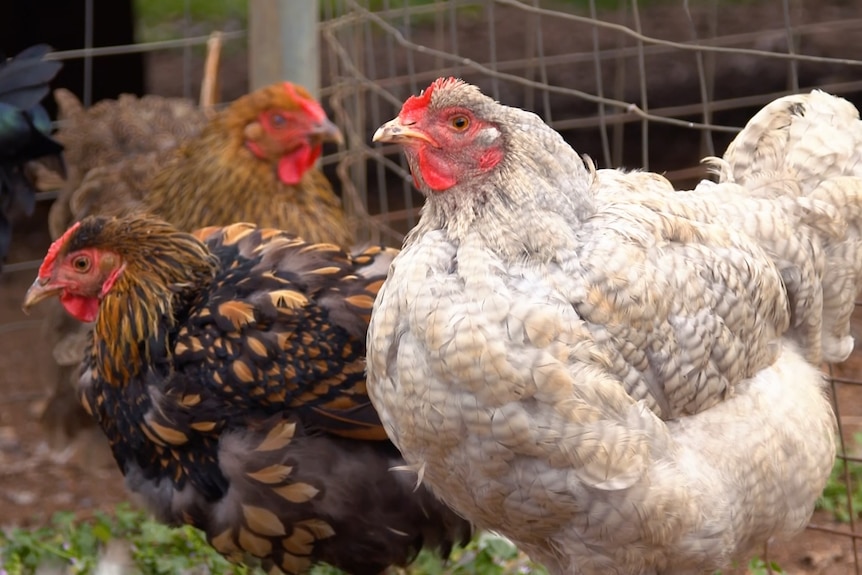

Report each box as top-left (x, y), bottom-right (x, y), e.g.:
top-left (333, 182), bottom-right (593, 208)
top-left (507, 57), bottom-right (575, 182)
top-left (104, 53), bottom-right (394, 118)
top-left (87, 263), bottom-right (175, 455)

top-left (248, 0), bottom-right (320, 96)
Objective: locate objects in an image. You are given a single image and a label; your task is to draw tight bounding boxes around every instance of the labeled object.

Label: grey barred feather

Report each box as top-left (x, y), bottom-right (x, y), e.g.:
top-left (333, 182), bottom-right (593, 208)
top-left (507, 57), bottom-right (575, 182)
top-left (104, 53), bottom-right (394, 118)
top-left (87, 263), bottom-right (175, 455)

top-left (367, 81), bottom-right (851, 575)
top-left (713, 90), bottom-right (862, 362)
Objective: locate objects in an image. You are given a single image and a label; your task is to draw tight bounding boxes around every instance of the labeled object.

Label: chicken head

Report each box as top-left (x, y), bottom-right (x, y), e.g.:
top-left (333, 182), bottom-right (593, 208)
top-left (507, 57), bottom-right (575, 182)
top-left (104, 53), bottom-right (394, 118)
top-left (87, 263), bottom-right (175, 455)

top-left (23, 220), bottom-right (124, 322)
top-left (374, 77), bottom-right (504, 192)
top-left (242, 82), bottom-right (343, 185)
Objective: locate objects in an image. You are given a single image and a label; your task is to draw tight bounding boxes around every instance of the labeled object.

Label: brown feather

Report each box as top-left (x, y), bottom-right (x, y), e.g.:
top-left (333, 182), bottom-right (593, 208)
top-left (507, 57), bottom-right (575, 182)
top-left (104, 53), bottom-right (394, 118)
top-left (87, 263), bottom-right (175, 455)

top-left (35, 215), bottom-right (470, 575)
top-left (41, 83), bottom-right (355, 457)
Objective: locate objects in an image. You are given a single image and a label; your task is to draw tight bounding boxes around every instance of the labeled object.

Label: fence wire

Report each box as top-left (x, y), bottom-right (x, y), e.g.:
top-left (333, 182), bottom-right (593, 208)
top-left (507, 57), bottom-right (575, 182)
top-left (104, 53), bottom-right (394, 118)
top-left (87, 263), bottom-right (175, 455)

top-left (322, 0), bottom-right (862, 242)
top-left (3, 0), bottom-right (862, 572)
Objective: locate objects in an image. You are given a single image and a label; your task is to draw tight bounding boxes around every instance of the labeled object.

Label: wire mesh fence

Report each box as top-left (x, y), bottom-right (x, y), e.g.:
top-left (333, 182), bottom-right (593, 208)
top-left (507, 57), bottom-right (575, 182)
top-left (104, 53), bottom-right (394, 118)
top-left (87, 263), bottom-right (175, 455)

top-left (3, 0), bottom-right (862, 572)
top-left (322, 0), bottom-right (862, 239)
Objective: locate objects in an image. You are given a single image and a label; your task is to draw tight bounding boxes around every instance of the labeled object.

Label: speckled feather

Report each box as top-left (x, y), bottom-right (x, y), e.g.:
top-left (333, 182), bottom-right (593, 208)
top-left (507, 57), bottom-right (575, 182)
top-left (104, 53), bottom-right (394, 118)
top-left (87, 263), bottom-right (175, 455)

top-left (711, 89), bottom-right (862, 363)
top-left (367, 80), bottom-right (851, 575)
top-left (56, 216), bottom-right (468, 575)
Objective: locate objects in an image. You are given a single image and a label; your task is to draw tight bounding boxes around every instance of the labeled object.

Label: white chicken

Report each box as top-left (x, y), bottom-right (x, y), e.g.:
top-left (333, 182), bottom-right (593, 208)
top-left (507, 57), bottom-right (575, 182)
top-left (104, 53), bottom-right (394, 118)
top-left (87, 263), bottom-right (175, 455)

top-left (366, 78), bottom-right (862, 574)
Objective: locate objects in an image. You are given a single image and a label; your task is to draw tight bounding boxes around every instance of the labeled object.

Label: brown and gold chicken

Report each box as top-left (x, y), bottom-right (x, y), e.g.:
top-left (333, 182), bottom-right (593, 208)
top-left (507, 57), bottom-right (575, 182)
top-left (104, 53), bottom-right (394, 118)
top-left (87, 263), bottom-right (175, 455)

top-left (49, 82), bottom-right (352, 246)
top-left (24, 215), bottom-right (470, 575)
top-left (41, 82), bottom-right (355, 450)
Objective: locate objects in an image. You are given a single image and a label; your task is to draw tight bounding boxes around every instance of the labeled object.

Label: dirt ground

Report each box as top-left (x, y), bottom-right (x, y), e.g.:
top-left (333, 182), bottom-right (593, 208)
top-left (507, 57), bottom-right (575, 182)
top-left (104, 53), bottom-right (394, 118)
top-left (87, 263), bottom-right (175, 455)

top-left (4, 2), bottom-right (862, 573)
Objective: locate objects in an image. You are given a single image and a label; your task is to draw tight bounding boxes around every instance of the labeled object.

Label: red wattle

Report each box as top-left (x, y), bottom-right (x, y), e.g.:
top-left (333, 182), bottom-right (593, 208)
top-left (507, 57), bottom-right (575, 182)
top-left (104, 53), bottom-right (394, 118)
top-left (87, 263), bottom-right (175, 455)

top-left (417, 148), bottom-right (456, 192)
top-left (61, 293), bottom-right (100, 323)
top-left (278, 143), bottom-right (321, 185)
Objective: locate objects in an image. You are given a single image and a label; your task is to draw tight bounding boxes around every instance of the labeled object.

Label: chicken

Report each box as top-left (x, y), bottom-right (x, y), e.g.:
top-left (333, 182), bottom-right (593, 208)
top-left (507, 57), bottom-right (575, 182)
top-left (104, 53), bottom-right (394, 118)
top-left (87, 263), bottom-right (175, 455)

top-left (38, 89), bottom-right (210, 446)
top-left (0, 44), bottom-right (63, 266)
top-left (46, 88), bottom-right (208, 240)
top-left (41, 82), bottom-right (354, 450)
top-left (47, 82), bottom-right (351, 246)
top-left (23, 215), bottom-right (471, 575)
top-left (366, 78), bottom-right (857, 574)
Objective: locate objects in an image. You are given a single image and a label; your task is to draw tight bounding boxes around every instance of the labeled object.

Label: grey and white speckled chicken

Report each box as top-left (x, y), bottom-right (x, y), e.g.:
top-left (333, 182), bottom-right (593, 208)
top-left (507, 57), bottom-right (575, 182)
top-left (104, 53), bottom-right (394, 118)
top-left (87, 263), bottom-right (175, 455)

top-left (366, 78), bottom-right (860, 575)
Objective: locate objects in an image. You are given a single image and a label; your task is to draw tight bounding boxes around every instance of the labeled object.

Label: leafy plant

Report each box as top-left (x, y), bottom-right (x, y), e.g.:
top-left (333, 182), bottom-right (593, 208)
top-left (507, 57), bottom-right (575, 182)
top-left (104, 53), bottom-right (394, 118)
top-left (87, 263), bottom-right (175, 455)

top-left (713, 556), bottom-right (784, 575)
top-left (0, 504), bottom-right (252, 575)
top-left (134, 0), bottom-right (248, 41)
top-left (816, 432), bottom-right (862, 523)
top-left (745, 556), bottom-right (784, 575)
top-left (0, 504), bottom-right (544, 575)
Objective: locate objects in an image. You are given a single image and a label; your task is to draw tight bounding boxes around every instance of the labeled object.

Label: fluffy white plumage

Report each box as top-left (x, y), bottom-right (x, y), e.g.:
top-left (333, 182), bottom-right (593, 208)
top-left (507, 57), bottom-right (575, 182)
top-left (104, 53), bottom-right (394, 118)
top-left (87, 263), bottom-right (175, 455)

top-left (367, 81), bottom-right (860, 574)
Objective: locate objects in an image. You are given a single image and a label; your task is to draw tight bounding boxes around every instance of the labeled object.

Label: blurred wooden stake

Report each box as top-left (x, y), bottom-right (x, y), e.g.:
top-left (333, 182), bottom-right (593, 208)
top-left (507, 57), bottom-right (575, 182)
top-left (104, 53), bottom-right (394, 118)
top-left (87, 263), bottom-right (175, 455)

top-left (200, 31), bottom-right (223, 117)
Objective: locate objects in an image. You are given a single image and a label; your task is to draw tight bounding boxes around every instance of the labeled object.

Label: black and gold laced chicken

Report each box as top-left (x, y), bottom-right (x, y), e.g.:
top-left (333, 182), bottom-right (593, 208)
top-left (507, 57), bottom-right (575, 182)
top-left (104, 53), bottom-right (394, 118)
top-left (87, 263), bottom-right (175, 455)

top-left (24, 214), bottom-right (471, 575)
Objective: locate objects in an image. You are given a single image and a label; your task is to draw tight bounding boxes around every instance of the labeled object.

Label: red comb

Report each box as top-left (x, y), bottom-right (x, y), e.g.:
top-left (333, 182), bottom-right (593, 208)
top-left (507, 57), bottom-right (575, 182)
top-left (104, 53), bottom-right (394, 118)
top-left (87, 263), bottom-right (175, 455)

top-left (282, 82), bottom-right (326, 123)
top-left (400, 77), bottom-right (463, 119)
top-left (39, 221), bottom-right (81, 279)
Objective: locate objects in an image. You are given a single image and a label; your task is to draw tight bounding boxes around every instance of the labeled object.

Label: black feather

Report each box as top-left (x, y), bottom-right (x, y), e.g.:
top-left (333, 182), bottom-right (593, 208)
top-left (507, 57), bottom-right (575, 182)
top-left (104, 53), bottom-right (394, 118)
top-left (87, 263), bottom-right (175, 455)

top-left (0, 44), bottom-right (64, 266)
top-left (0, 44), bottom-right (62, 109)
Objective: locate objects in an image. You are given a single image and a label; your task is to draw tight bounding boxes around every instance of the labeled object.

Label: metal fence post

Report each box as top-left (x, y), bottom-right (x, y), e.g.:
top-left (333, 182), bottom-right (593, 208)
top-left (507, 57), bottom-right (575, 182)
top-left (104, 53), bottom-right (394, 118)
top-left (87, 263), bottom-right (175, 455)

top-left (248, 0), bottom-right (320, 96)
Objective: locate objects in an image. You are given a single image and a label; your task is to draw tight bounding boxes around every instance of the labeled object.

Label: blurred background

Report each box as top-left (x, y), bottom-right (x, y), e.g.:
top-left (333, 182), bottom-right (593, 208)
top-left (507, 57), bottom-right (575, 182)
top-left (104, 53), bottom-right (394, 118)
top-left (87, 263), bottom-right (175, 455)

top-left (2, 1), bottom-right (862, 573)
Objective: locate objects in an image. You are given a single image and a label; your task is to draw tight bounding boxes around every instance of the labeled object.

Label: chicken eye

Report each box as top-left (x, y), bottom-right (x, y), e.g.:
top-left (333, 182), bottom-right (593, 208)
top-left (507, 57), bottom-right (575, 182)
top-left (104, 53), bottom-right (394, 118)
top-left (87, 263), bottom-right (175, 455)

top-left (451, 115), bottom-right (470, 131)
top-left (270, 113), bottom-right (288, 129)
top-left (72, 255), bottom-right (91, 273)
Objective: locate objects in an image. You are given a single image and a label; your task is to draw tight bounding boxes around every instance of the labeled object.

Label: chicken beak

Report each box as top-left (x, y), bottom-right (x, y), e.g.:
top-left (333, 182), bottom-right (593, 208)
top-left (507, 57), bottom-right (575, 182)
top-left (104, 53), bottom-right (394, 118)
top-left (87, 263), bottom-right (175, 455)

top-left (373, 117), bottom-right (436, 146)
top-left (22, 277), bottom-right (62, 314)
top-left (310, 118), bottom-right (344, 146)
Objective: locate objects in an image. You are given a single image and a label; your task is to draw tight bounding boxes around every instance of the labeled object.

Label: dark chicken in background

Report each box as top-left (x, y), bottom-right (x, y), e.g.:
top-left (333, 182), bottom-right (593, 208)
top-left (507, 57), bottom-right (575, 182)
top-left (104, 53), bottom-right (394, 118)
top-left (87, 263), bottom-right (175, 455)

top-left (0, 44), bottom-right (63, 268)
top-left (40, 81), bottom-right (355, 454)
top-left (24, 214), bottom-right (470, 575)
